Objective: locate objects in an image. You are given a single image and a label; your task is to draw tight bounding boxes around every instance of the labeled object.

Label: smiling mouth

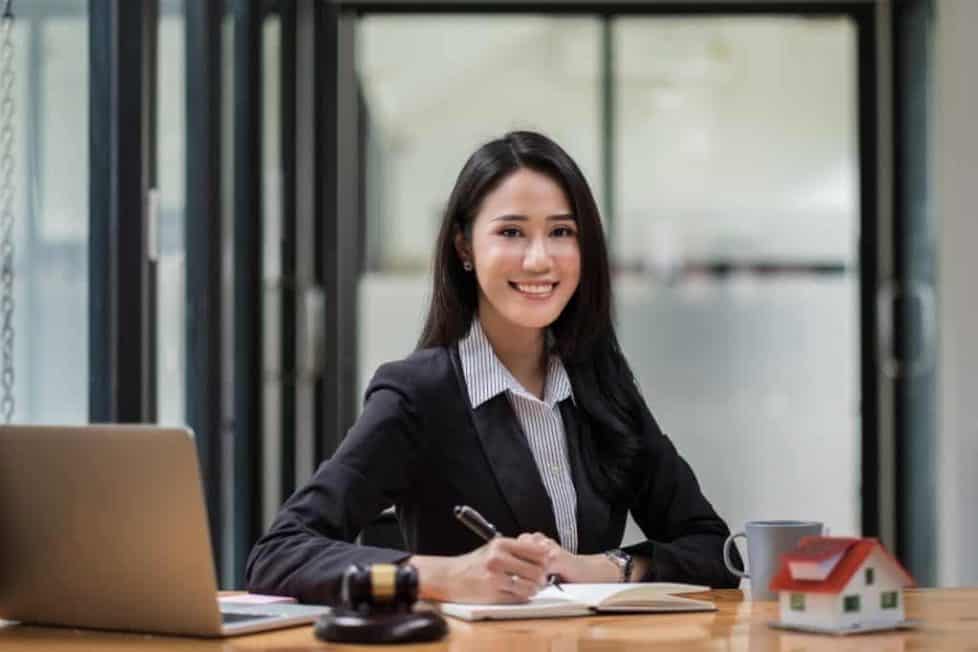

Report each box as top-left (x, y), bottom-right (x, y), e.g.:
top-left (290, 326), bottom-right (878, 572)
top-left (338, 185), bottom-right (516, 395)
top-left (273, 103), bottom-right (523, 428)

top-left (509, 281), bottom-right (558, 297)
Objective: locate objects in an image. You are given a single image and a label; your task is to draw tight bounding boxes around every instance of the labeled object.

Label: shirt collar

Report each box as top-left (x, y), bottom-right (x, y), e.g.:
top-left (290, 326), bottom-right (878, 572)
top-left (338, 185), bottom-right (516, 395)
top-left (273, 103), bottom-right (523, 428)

top-left (458, 317), bottom-right (574, 409)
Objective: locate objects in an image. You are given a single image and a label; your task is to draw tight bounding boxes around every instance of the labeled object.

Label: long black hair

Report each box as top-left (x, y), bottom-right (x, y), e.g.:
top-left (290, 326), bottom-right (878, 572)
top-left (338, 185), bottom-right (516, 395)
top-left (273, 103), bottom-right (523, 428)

top-left (417, 131), bottom-right (649, 502)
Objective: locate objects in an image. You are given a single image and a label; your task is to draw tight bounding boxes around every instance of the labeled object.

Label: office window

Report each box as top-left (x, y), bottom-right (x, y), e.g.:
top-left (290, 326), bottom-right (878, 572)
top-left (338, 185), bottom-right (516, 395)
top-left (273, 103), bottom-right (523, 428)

top-left (790, 593), bottom-right (805, 611)
top-left (13, 3), bottom-right (89, 424)
top-left (881, 591), bottom-right (899, 609)
top-left (865, 567), bottom-right (875, 585)
top-left (843, 595), bottom-right (861, 613)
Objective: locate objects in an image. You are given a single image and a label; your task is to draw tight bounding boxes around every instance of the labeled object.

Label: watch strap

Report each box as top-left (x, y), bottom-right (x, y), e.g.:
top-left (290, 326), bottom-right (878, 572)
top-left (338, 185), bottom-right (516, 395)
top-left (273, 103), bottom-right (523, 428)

top-left (604, 548), bottom-right (633, 583)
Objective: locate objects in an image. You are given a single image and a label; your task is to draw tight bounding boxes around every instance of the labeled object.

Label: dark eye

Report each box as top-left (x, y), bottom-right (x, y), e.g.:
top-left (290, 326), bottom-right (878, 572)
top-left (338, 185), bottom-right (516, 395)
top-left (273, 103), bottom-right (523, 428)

top-left (552, 226), bottom-right (576, 238)
top-left (500, 228), bottom-right (522, 238)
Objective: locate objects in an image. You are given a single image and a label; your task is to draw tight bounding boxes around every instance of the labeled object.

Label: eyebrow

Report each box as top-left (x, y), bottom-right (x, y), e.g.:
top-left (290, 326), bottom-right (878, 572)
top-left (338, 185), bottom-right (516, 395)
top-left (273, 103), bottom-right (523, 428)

top-left (490, 213), bottom-right (576, 222)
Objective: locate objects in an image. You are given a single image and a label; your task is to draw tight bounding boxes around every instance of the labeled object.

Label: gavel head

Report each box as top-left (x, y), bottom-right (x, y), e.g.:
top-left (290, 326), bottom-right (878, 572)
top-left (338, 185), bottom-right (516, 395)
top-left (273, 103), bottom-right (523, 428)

top-left (340, 563), bottom-right (419, 614)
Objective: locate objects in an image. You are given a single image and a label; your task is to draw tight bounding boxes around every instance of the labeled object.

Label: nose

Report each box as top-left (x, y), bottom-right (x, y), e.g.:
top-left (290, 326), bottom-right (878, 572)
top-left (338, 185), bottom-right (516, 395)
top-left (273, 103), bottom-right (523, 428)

top-left (523, 235), bottom-right (552, 273)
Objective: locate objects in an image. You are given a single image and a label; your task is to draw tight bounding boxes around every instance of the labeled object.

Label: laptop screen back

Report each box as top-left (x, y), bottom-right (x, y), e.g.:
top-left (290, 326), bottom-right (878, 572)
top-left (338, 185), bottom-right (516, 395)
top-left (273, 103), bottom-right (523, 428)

top-left (0, 425), bottom-right (224, 635)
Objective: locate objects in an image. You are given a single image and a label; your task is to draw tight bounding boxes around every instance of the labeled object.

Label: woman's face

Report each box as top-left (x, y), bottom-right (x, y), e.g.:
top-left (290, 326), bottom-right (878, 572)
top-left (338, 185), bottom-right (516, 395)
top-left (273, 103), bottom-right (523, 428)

top-left (457, 167), bottom-right (581, 334)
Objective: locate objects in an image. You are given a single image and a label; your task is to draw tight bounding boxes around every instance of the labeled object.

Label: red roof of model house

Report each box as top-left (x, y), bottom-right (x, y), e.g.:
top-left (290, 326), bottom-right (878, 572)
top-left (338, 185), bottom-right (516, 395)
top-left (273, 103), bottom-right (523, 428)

top-left (769, 537), bottom-right (915, 594)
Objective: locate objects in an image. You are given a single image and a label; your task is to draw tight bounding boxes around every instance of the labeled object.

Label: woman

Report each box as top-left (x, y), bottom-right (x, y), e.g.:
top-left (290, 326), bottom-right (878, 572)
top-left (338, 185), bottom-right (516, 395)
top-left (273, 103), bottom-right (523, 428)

top-left (246, 131), bottom-right (741, 605)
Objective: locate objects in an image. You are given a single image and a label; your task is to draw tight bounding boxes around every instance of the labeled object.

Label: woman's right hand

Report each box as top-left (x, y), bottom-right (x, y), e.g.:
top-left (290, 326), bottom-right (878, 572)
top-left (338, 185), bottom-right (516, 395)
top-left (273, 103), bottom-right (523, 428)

top-left (408, 537), bottom-right (550, 603)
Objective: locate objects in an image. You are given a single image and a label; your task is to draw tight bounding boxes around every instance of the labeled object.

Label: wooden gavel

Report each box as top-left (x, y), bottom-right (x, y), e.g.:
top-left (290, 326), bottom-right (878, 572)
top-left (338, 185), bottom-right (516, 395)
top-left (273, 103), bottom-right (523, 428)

top-left (315, 563), bottom-right (446, 644)
top-left (340, 563), bottom-right (419, 614)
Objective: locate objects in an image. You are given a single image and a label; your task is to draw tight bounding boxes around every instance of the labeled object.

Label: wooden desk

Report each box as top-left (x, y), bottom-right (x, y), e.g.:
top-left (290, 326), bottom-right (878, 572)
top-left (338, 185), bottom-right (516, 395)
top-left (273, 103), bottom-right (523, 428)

top-left (1, 589), bottom-right (977, 651)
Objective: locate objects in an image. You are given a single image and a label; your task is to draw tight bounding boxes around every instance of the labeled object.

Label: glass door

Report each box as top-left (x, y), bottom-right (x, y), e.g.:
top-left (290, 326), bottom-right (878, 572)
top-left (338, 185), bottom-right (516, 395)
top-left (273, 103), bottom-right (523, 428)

top-left (612, 16), bottom-right (860, 540)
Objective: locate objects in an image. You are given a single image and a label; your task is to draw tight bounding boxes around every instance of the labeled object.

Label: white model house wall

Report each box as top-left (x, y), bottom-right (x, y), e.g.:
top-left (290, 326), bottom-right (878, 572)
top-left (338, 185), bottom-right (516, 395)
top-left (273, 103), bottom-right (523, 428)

top-left (834, 550), bottom-right (906, 628)
top-left (778, 591), bottom-right (840, 629)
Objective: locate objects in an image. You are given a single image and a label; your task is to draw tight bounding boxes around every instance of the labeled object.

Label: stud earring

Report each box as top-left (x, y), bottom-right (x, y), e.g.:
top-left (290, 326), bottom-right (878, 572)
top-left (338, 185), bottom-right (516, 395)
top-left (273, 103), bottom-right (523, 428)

top-left (462, 260), bottom-right (473, 272)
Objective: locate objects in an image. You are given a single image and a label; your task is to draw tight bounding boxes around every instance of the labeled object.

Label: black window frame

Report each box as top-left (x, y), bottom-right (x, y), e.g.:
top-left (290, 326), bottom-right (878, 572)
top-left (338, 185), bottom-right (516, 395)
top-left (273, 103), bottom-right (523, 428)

top-left (90, 0), bottom-right (158, 424)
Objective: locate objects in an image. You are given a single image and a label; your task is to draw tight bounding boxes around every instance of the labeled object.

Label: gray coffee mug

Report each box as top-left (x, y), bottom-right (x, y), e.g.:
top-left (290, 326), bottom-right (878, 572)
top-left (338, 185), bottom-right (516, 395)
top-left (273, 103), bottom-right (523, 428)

top-left (722, 520), bottom-right (823, 601)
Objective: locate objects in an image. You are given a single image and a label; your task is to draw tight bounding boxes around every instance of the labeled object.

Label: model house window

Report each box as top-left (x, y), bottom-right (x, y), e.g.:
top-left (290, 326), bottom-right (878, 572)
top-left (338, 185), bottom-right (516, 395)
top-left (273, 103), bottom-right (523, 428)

top-left (881, 591), bottom-right (899, 609)
top-left (790, 593), bottom-right (805, 611)
top-left (843, 595), bottom-right (861, 612)
top-left (865, 567), bottom-right (875, 585)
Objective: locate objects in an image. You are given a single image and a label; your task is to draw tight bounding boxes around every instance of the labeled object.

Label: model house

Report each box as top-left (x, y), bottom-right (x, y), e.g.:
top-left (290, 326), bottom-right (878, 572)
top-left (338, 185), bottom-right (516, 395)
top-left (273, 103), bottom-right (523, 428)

top-left (770, 537), bottom-right (915, 633)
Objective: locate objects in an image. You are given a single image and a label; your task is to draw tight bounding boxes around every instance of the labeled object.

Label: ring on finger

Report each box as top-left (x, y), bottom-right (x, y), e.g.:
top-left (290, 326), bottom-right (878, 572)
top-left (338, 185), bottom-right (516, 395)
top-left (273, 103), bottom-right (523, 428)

top-left (509, 574), bottom-right (519, 587)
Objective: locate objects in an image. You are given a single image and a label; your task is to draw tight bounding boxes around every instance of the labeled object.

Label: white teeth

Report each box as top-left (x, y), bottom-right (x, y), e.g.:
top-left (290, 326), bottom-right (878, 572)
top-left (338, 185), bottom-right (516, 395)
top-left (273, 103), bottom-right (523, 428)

top-left (515, 283), bottom-right (555, 295)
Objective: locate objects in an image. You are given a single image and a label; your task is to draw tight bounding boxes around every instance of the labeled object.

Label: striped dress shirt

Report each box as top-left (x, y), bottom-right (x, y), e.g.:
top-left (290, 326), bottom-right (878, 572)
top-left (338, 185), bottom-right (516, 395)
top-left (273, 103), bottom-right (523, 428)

top-left (458, 318), bottom-right (578, 552)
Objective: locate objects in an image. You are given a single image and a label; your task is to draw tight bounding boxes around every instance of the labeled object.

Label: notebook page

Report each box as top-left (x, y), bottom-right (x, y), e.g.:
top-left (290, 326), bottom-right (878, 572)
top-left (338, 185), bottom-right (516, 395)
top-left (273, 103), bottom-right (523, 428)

top-left (548, 583), bottom-right (711, 608)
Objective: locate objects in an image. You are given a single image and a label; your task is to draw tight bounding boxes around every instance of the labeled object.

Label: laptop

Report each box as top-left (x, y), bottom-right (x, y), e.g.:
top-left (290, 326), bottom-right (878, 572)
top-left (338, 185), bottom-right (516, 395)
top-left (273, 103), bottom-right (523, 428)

top-left (0, 424), bottom-right (330, 637)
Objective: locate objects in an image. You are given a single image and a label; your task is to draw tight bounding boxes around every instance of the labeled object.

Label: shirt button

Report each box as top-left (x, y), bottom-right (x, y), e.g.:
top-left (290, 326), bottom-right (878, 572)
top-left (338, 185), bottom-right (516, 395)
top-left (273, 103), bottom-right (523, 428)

top-left (550, 464), bottom-right (561, 474)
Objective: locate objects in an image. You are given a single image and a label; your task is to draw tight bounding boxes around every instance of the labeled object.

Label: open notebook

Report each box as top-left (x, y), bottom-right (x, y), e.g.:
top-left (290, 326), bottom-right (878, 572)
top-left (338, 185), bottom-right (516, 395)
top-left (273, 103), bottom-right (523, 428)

top-left (439, 583), bottom-right (715, 621)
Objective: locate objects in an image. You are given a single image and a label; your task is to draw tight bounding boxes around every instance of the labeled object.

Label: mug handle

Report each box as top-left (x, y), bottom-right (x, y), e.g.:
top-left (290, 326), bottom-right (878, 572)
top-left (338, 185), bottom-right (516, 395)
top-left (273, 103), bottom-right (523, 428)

top-left (723, 531), bottom-right (748, 578)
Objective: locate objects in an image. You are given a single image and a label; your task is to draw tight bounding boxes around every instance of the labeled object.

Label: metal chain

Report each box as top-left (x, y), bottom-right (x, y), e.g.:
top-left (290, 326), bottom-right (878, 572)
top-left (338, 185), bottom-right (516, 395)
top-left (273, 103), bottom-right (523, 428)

top-left (0, 0), bottom-right (14, 423)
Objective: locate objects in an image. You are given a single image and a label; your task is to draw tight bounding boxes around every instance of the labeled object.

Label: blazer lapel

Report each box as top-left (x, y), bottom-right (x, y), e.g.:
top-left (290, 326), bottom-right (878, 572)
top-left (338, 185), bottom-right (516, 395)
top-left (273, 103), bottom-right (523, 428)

top-left (450, 348), bottom-right (560, 541)
top-left (560, 399), bottom-right (614, 554)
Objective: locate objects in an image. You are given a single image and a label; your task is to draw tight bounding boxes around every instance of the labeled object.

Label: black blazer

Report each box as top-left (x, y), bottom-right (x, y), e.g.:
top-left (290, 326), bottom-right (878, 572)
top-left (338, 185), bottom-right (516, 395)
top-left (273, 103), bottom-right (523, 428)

top-left (245, 346), bottom-right (741, 604)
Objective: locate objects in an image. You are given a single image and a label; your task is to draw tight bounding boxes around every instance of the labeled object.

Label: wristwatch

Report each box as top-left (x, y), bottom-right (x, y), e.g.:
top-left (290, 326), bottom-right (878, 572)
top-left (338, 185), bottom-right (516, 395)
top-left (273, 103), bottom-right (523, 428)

top-left (604, 548), bottom-right (633, 583)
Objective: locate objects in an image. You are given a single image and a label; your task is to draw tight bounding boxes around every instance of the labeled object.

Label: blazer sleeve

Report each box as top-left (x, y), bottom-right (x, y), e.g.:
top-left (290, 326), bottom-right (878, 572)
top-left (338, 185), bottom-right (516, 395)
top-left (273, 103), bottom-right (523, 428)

top-left (621, 411), bottom-right (743, 589)
top-left (245, 364), bottom-right (421, 604)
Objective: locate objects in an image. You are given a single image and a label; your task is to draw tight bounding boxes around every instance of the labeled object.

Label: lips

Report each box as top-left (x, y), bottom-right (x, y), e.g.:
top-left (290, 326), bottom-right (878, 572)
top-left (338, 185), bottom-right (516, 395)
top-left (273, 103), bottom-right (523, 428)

top-left (509, 281), bottom-right (558, 298)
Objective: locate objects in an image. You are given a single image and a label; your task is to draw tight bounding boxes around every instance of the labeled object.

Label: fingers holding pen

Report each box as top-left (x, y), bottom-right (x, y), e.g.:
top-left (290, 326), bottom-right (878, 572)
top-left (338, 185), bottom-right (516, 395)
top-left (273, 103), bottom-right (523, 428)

top-left (518, 532), bottom-right (559, 557)
top-left (494, 571), bottom-right (539, 601)
top-left (485, 537), bottom-right (548, 587)
top-left (447, 536), bottom-right (548, 603)
top-left (518, 531), bottom-right (562, 570)
top-left (449, 507), bottom-right (554, 602)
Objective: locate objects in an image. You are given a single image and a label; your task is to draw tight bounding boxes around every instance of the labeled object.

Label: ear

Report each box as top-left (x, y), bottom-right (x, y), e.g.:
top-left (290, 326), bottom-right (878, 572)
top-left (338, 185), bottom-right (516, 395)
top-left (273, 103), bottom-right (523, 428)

top-left (453, 227), bottom-right (472, 266)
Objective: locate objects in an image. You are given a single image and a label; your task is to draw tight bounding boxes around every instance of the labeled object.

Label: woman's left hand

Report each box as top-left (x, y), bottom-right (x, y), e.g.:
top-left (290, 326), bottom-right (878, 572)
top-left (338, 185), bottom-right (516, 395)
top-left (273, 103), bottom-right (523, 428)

top-left (517, 533), bottom-right (622, 584)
